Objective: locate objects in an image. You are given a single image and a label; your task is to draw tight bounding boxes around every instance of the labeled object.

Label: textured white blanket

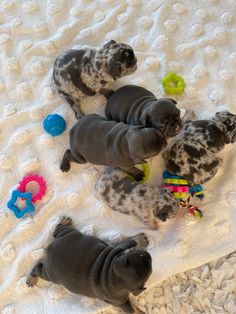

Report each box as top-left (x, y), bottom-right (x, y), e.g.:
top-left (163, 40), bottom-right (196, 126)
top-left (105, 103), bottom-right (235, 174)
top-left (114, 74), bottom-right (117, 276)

top-left (0, 0), bottom-right (236, 313)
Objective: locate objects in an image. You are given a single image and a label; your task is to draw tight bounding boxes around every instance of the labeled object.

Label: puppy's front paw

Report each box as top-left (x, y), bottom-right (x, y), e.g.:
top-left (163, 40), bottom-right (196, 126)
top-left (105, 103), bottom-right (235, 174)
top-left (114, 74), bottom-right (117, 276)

top-left (132, 233), bottom-right (149, 248)
top-left (60, 216), bottom-right (72, 226)
top-left (26, 274), bottom-right (38, 287)
top-left (182, 109), bottom-right (196, 122)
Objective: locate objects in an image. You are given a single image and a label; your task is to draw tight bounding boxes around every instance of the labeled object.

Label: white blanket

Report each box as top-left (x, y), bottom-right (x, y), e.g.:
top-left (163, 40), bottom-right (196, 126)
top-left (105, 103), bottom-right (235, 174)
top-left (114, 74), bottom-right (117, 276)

top-left (0, 0), bottom-right (236, 313)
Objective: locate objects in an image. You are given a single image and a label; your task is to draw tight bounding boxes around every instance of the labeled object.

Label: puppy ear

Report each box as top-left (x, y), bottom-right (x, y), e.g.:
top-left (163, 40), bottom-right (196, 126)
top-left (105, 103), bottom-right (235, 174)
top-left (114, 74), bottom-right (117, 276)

top-left (108, 60), bottom-right (121, 77)
top-left (167, 98), bottom-right (177, 105)
top-left (132, 287), bottom-right (146, 296)
top-left (113, 255), bottom-right (129, 277)
top-left (103, 40), bottom-right (116, 48)
top-left (140, 112), bottom-right (152, 127)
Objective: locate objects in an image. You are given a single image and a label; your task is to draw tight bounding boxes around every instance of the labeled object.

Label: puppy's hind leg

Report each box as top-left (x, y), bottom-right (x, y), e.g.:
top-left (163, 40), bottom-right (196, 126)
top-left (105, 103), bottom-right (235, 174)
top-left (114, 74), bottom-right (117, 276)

top-left (118, 299), bottom-right (144, 314)
top-left (60, 150), bottom-right (86, 172)
top-left (53, 216), bottom-right (76, 238)
top-left (26, 260), bottom-right (49, 287)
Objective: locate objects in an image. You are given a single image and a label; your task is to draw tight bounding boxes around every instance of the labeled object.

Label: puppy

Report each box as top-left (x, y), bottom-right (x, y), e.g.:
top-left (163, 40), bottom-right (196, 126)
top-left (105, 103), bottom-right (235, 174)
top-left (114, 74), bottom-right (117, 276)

top-left (95, 168), bottom-right (179, 229)
top-left (60, 114), bottom-right (167, 180)
top-left (163, 111), bottom-right (236, 185)
top-left (53, 40), bottom-right (137, 118)
top-left (105, 85), bottom-right (182, 139)
top-left (26, 216), bottom-right (152, 314)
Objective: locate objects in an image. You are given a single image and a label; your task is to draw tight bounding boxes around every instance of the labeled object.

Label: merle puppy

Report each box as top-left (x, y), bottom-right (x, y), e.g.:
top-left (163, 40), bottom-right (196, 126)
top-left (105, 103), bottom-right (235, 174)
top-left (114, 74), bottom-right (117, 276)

top-left (60, 114), bottom-right (166, 180)
top-left (53, 40), bottom-right (137, 118)
top-left (163, 111), bottom-right (236, 185)
top-left (26, 216), bottom-right (151, 314)
top-left (105, 85), bottom-right (182, 140)
top-left (95, 168), bottom-right (179, 229)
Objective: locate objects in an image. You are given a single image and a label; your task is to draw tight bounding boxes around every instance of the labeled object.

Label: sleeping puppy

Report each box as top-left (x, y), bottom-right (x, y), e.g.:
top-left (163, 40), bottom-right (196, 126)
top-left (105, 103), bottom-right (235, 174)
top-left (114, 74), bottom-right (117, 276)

top-left (105, 85), bottom-right (182, 139)
top-left (163, 111), bottom-right (236, 185)
top-left (53, 40), bottom-right (137, 118)
top-left (95, 168), bottom-right (179, 229)
top-left (26, 216), bottom-right (152, 314)
top-left (60, 114), bottom-right (167, 180)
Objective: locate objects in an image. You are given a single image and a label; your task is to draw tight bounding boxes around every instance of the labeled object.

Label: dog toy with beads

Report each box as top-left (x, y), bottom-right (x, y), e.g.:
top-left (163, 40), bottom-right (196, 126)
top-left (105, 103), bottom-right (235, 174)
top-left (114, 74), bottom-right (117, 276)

top-left (162, 171), bottom-right (204, 218)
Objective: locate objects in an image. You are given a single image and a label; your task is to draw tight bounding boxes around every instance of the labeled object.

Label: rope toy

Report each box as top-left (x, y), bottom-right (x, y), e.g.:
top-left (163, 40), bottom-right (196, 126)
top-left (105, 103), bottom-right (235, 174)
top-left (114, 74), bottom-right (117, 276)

top-left (162, 72), bottom-right (185, 95)
top-left (128, 163), bottom-right (150, 184)
top-left (162, 171), bottom-right (204, 218)
top-left (7, 174), bottom-right (47, 219)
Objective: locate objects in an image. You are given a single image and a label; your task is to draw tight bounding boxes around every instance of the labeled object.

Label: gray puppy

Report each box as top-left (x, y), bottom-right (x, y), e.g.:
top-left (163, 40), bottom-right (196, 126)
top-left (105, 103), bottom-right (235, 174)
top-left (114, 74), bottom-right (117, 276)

top-left (163, 111), bottom-right (236, 185)
top-left (60, 114), bottom-right (166, 180)
top-left (95, 168), bottom-right (179, 229)
top-left (26, 216), bottom-right (151, 314)
top-left (105, 85), bottom-right (182, 139)
top-left (53, 40), bottom-right (137, 118)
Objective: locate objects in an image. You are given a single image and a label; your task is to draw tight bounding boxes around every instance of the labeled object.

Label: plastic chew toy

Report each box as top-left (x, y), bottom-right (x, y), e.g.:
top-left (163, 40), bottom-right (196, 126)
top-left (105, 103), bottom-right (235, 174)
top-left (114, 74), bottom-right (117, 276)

top-left (17, 174), bottom-right (47, 203)
top-left (162, 171), bottom-right (204, 218)
top-left (43, 114), bottom-right (66, 136)
top-left (7, 190), bottom-right (35, 219)
top-left (128, 163), bottom-right (150, 184)
top-left (7, 174), bottom-right (47, 219)
top-left (162, 72), bottom-right (185, 95)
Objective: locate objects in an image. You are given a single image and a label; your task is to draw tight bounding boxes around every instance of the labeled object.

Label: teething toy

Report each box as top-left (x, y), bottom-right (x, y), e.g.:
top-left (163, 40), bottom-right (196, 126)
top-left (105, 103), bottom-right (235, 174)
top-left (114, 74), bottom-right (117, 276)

top-left (43, 114), bottom-right (66, 136)
top-left (162, 171), bottom-right (204, 218)
top-left (17, 174), bottom-right (47, 203)
top-left (128, 163), bottom-right (150, 184)
top-left (7, 190), bottom-right (35, 219)
top-left (7, 174), bottom-right (47, 219)
top-left (162, 72), bottom-right (185, 95)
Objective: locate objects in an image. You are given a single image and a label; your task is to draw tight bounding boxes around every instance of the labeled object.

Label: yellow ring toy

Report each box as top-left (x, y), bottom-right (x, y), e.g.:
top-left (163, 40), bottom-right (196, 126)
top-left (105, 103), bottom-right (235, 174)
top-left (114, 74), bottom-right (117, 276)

top-left (162, 72), bottom-right (185, 95)
top-left (128, 163), bottom-right (150, 184)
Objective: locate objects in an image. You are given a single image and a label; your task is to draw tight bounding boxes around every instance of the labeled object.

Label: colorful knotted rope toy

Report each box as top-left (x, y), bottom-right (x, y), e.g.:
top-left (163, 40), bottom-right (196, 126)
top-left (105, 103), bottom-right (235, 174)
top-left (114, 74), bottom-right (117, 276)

top-left (7, 174), bottom-right (47, 219)
top-left (162, 171), bottom-right (204, 218)
top-left (162, 72), bottom-right (185, 95)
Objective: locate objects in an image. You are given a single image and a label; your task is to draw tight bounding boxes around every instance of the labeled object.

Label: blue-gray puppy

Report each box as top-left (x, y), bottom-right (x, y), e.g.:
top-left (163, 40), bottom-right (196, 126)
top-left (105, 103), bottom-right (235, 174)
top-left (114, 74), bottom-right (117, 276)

top-left (60, 114), bottom-right (167, 180)
top-left (105, 85), bottom-right (182, 139)
top-left (26, 216), bottom-right (151, 314)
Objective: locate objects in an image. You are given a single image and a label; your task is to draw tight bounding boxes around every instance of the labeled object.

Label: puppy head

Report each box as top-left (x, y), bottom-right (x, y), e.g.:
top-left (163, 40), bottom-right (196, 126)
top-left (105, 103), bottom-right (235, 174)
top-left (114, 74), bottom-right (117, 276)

top-left (113, 248), bottom-right (152, 295)
top-left (127, 127), bottom-right (167, 163)
top-left (103, 40), bottom-right (137, 78)
top-left (140, 98), bottom-right (182, 138)
top-left (214, 111), bottom-right (236, 143)
top-left (155, 188), bottom-right (179, 222)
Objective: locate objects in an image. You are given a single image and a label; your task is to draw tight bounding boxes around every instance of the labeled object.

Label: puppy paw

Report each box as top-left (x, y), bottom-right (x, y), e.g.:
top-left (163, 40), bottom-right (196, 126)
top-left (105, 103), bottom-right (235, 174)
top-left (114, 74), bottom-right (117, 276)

top-left (26, 274), bottom-right (38, 287)
top-left (132, 233), bottom-right (149, 248)
top-left (60, 216), bottom-right (72, 226)
top-left (60, 161), bottom-right (70, 172)
top-left (182, 109), bottom-right (196, 122)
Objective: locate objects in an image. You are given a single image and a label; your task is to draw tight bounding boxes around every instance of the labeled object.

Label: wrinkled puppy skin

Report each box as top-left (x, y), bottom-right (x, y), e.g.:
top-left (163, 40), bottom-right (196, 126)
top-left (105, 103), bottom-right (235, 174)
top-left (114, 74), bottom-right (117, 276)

top-left (60, 114), bottom-right (167, 181)
top-left (95, 167), bottom-right (179, 229)
top-left (53, 40), bottom-right (137, 118)
top-left (105, 85), bottom-right (182, 138)
top-left (163, 111), bottom-right (236, 185)
top-left (26, 216), bottom-right (151, 314)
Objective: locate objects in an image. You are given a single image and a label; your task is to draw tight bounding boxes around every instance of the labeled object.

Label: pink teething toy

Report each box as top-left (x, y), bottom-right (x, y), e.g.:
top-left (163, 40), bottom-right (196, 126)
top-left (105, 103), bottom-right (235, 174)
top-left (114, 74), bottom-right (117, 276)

top-left (17, 174), bottom-right (47, 203)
